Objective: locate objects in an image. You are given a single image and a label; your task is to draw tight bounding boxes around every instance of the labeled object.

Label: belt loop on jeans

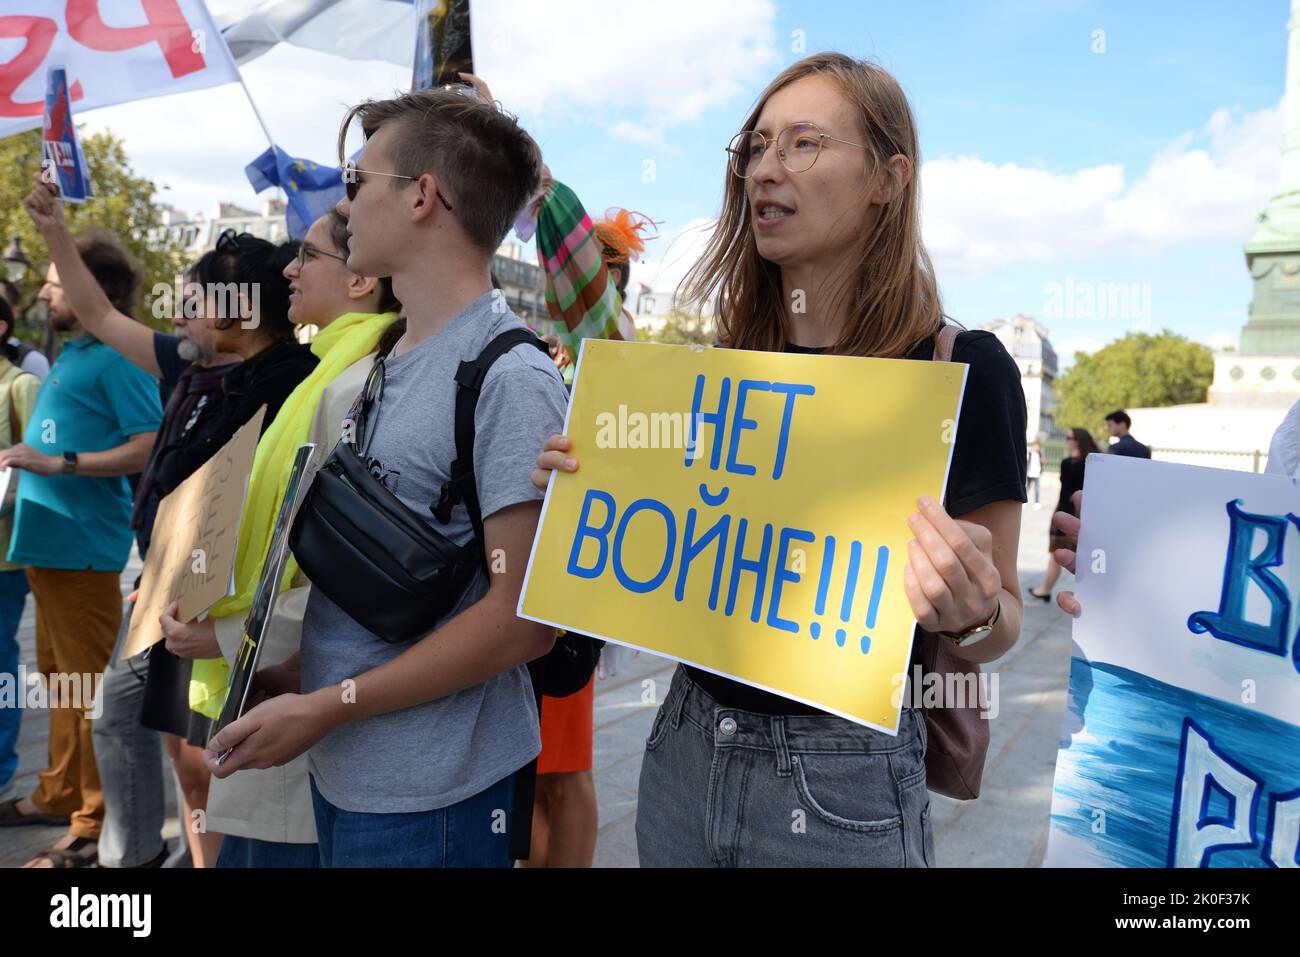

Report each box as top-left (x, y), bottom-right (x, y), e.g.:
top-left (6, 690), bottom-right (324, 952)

top-left (771, 715), bottom-right (792, 777)
top-left (669, 671), bottom-right (689, 731)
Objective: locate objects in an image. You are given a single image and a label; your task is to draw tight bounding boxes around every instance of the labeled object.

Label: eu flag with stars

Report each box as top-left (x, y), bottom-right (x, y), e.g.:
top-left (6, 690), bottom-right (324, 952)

top-left (245, 146), bottom-right (346, 240)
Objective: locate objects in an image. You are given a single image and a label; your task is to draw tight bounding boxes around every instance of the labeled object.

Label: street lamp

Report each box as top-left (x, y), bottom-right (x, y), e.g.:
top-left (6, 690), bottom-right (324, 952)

top-left (3, 236), bottom-right (30, 283)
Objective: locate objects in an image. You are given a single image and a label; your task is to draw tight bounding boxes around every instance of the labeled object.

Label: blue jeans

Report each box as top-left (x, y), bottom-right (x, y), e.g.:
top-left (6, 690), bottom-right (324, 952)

top-left (216, 835), bottom-right (321, 868)
top-left (636, 666), bottom-right (934, 867)
top-left (0, 569), bottom-right (29, 791)
top-left (309, 773), bottom-right (516, 867)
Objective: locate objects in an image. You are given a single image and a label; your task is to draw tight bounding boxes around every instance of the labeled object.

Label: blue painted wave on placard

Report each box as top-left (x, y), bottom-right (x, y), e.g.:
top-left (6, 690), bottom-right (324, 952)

top-left (1051, 659), bottom-right (1299, 867)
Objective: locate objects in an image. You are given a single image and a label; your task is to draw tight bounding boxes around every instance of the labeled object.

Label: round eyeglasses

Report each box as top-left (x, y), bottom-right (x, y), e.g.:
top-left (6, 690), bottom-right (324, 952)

top-left (725, 123), bottom-right (872, 178)
top-left (295, 241), bottom-right (347, 271)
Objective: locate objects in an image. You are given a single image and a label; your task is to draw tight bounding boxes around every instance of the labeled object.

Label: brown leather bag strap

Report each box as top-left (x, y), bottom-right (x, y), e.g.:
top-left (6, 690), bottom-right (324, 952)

top-left (933, 322), bottom-right (959, 363)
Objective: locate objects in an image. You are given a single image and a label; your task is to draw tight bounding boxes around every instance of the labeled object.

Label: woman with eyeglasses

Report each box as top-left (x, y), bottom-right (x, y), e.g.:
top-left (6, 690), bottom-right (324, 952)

top-left (531, 53), bottom-right (1028, 867)
top-left (24, 175), bottom-right (319, 868)
top-left (158, 208), bottom-right (399, 868)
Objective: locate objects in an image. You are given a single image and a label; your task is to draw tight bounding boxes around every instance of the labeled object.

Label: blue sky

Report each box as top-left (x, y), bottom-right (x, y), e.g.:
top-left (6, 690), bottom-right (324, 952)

top-left (82, 0), bottom-right (1291, 366)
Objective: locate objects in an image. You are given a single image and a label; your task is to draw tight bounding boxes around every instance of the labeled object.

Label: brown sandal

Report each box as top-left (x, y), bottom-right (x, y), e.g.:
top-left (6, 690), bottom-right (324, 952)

top-left (26, 836), bottom-right (97, 868)
top-left (0, 797), bottom-right (71, 828)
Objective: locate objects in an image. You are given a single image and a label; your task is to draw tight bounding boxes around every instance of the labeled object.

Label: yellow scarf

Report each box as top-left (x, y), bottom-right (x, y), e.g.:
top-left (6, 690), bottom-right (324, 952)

top-left (189, 310), bottom-right (398, 718)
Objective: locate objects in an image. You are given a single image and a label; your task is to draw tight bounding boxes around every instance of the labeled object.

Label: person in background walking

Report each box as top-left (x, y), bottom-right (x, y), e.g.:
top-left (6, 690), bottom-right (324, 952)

top-left (1104, 410), bottom-right (1151, 458)
top-left (1027, 442), bottom-right (1042, 509)
top-left (1029, 428), bottom-right (1098, 602)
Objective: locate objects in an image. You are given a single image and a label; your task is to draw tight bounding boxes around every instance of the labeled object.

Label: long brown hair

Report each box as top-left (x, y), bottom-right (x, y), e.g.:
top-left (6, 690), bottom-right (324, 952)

top-left (1068, 428), bottom-right (1100, 458)
top-left (680, 52), bottom-right (944, 358)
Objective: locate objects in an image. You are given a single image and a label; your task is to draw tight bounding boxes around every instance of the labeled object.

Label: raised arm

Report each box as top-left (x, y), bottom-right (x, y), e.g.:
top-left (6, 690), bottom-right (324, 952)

top-left (25, 173), bottom-right (161, 377)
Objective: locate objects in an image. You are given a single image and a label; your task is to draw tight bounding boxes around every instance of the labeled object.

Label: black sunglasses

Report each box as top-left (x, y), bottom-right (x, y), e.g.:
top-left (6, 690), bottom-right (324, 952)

top-left (215, 229), bottom-right (263, 254)
top-left (341, 162), bottom-right (452, 211)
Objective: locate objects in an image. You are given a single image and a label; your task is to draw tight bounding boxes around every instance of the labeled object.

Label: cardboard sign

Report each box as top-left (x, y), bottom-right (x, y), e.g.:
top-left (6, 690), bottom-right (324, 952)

top-left (1045, 454), bottom-right (1300, 867)
top-left (122, 407), bottom-right (265, 661)
top-left (519, 340), bottom-right (967, 733)
top-left (41, 66), bottom-right (92, 203)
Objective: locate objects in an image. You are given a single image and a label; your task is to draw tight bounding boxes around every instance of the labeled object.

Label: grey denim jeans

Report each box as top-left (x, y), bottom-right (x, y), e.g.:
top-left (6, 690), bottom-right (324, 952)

top-left (93, 606), bottom-right (190, 868)
top-left (636, 666), bottom-right (934, 867)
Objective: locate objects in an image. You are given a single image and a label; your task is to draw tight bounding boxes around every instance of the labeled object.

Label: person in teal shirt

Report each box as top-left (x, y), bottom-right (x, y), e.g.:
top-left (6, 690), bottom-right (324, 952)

top-left (0, 229), bottom-right (159, 868)
top-left (6, 333), bottom-right (162, 570)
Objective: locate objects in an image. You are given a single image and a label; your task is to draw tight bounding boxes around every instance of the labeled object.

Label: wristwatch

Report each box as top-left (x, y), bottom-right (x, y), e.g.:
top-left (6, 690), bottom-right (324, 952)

top-left (61, 452), bottom-right (78, 475)
top-left (939, 599), bottom-right (1001, 647)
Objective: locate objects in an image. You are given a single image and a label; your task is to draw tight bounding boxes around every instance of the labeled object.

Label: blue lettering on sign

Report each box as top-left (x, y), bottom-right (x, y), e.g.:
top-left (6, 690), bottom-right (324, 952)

top-left (1168, 718), bottom-right (1265, 867)
top-left (1187, 499), bottom-right (1300, 673)
top-left (567, 373), bottom-right (879, 653)
top-left (567, 489), bottom-right (617, 579)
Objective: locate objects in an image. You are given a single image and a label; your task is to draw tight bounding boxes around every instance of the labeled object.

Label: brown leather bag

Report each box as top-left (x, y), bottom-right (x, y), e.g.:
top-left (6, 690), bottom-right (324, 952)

top-left (919, 322), bottom-right (991, 800)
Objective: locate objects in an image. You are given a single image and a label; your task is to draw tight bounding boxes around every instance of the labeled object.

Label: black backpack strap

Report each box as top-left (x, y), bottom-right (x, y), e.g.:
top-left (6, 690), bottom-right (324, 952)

top-left (431, 329), bottom-right (549, 564)
top-left (429, 327), bottom-right (549, 863)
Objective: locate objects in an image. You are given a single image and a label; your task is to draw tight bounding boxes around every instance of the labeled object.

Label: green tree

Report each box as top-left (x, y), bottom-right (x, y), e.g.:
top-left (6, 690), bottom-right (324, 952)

top-left (640, 309), bottom-right (716, 346)
top-left (0, 128), bottom-right (186, 345)
top-left (1054, 330), bottom-right (1214, 439)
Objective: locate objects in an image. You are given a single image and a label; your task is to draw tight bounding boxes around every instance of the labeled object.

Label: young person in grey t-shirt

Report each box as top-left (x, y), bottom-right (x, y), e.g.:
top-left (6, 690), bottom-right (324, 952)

top-left (204, 87), bottom-right (566, 867)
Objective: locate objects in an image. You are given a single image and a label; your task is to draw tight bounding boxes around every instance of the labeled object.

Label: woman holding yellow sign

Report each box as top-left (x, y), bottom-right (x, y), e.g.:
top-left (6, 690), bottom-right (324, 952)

top-left (533, 52), bottom-right (1028, 867)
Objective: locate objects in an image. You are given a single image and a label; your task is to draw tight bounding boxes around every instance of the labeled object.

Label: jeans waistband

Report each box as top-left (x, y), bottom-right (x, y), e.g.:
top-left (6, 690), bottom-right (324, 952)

top-left (666, 667), bottom-right (923, 756)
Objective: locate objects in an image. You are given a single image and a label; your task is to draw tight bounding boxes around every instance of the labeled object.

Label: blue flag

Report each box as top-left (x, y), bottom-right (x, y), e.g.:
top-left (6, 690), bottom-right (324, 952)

top-left (245, 146), bottom-right (346, 240)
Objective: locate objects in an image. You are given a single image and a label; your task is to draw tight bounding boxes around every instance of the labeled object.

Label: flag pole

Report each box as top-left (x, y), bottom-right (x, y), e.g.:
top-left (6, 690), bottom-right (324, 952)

top-left (233, 72), bottom-right (286, 205)
top-left (236, 74), bottom-right (276, 153)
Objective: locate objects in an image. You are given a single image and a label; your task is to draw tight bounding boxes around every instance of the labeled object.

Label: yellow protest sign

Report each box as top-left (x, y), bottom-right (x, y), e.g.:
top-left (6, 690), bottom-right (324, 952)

top-left (519, 341), bottom-right (966, 733)
top-left (122, 407), bottom-right (266, 660)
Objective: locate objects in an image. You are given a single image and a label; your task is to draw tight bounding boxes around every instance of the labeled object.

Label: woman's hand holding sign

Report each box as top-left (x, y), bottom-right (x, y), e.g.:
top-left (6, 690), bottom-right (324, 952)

top-left (903, 496), bottom-right (1001, 635)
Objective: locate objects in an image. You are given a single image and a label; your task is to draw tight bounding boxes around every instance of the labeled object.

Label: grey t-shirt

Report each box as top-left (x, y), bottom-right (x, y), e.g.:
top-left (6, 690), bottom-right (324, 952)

top-left (300, 291), bottom-right (568, 813)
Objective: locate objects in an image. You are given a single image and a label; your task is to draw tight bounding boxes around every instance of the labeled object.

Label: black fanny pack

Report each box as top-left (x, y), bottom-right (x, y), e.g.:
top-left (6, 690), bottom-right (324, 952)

top-left (290, 329), bottom-right (544, 644)
top-left (289, 329), bottom-right (603, 699)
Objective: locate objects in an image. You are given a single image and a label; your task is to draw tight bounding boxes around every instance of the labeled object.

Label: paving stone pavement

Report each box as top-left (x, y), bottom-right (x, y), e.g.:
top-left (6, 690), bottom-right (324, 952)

top-left (2, 476), bottom-right (1072, 867)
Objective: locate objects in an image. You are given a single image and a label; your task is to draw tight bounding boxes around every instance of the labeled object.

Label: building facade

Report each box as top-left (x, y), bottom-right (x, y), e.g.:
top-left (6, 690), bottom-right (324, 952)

top-left (981, 314), bottom-right (1061, 445)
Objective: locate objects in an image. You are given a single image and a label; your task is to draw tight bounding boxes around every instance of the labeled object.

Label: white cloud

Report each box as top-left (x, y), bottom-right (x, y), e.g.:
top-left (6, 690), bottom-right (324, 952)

top-left (1055, 336), bottom-right (1105, 371)
top-left (1202, 331), bottom-right (1238, 352)
top-left (923, 102), bottom-right (1282, 279)
top-left (77, 0), bottom-right (777, 218)
top-left (477, 0), bottom-right (779, 127)
top-left (608, 121), bottom-right (668, 150)
top-left (629, 217), bottom-right (717, 301)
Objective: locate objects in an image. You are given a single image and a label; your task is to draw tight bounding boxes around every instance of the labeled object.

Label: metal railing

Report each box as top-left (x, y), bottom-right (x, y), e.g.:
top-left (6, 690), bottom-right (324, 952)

top-left (1038, 444), bottom-right (1269, 474)
top-left (1150, 447), bottom-right (1270, 474)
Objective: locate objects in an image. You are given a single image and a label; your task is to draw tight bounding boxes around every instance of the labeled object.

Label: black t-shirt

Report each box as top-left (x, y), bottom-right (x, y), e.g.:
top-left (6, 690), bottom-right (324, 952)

top-left (682, 329), bottom-right (1028, 715)
top-left (154, 332), bottom-right (189, 401)
top-left (1056, 456), bottom-right (1086, 515)
top-left (134, 336), bottom-right (318, 556)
